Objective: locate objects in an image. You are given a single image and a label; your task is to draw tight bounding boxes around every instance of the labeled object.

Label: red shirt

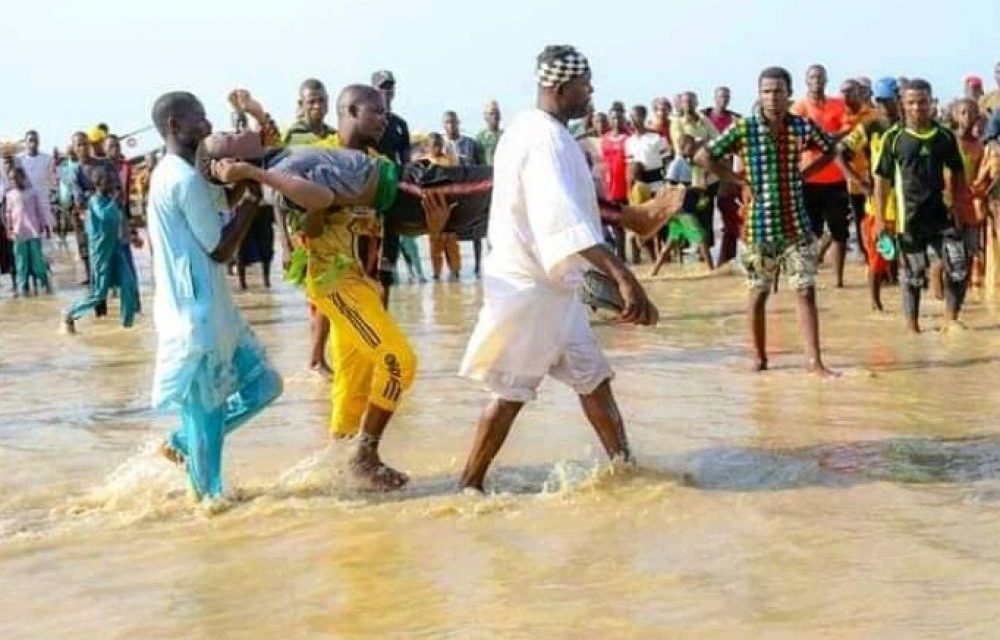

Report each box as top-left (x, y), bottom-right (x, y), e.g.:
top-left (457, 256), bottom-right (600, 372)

top-left (791, 96), bottom-right (847, 184)
top-left (702, 108), bottom-right (738, 134)
top-left (600, 133), bottom-right (629, 201)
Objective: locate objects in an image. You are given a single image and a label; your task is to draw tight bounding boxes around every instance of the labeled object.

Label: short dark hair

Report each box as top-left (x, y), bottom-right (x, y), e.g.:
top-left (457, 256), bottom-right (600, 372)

top-left (97, 123), bottom-right (109, 133)
top-left (905, 78), bottom-right (933, 95)
top-left (151, 91), bottom-right (200, 137)
top-left (299, 78), bottom-right (326, 94)
top-left (632, 104), bottom-right (648, 119)
top-left (24, 130), bottom-right (38, 139)
top-left (759, 66), bottom-right (793, 93)
top-left (442, 110), bottom-right (458, 120)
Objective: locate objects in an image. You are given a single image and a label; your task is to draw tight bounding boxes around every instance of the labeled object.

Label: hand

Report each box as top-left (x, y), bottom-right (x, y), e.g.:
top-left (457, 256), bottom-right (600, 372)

top-left (871, 216), bottom-right (885, 238)
top-left (211, 159), bottom-right (257, 184)
top-left (420, 191), bottom-right (455, 235)
top-left (644, 184), bottom-right (685, 219)
top-left (228, 89), bottom-right (264, 120)
top-left (616, 271), bottom-right (659, 326)
top-left (859, 178), bottom-right (874, 197)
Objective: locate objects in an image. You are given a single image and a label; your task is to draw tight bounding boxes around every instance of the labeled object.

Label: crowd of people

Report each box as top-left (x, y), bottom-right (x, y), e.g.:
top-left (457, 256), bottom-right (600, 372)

top-left (3, 49), bottom-right (1000, 508)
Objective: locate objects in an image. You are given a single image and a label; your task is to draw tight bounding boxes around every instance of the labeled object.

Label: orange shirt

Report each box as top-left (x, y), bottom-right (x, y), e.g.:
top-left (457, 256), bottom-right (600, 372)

top-left (791, 96), bottom-right (847, 185)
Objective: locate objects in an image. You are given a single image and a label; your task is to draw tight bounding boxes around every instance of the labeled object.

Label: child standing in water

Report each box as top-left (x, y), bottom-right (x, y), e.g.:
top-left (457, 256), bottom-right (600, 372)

top-left (651, 134), bottom-right (713, 274)
top-left (4, 166), bottom-right (52, 296)
top-left (950, 99), bottom-right (986, 296)
top-left (63, 168), bottom-right (139, 332)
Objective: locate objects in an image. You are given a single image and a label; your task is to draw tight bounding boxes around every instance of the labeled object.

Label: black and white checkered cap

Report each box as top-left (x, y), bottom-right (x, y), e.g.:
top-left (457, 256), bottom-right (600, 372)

top-left (537, 50), bottom-right (590, 88)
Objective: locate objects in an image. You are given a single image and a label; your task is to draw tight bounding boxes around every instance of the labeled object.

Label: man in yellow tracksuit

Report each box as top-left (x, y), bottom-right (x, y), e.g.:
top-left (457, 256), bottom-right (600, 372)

top-left (222, 85), bottom-right (419, 491)
top-left (308, 85), bottom-right (419, 491)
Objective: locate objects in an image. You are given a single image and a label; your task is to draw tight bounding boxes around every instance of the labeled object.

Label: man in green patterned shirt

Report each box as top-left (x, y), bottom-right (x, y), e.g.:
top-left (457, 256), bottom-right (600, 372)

top-left (697, 66), bottom-right (839, 377)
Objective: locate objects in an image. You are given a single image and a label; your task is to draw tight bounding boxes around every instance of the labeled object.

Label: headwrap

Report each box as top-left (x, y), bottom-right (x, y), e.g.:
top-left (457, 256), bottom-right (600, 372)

top-left (536, 47), bottom-right (590, 89)
top-left (87, 126), bottom-right (107, 145)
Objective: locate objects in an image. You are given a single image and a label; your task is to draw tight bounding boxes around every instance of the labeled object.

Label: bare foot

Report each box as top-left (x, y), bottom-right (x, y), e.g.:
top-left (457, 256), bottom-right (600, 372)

top-left (159, 440), bottom-right (185, 466)
top-left (61, 316), bottom-right (76, 335)
top-left (941, 320), bottom-right (969, 334)
top-left (349, 451), bottom-right (409, 491)
top-left (806, 362), bottom-right (840, 378)
top-left (751, 357), bottom-right (768, 372)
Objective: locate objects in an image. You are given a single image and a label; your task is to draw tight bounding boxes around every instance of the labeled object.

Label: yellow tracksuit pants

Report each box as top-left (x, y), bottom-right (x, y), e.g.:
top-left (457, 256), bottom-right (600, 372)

top-left (311, 278), bottom-right (418, 436)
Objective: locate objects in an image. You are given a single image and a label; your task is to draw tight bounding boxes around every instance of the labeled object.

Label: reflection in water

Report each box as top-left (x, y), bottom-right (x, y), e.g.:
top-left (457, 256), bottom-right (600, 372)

top-left (4, 251), bottom-right (1000, 637)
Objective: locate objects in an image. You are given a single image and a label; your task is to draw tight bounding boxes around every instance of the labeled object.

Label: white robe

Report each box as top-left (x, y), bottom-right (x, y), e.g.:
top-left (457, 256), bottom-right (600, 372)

top-left (459, 109), bottom-right (607, 391)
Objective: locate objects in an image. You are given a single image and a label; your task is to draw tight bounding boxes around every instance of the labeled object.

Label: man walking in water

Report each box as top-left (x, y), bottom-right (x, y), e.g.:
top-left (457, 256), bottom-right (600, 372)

top-left (149, 92), bottom-right (282, 507)
top-left (459, 46), bottom-right (677, 491)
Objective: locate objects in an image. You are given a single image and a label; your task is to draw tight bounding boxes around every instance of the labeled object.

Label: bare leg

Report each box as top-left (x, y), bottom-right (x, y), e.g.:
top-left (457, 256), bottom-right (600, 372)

top-left (698, 243), bottom-right (715, 270)
top-left (310, 312), bottom-right (332, 380)
top-left (796, 286), bottom-right (837, 376)
top-left (460, 399), bottom-right (524, 491)
top-left (868, 268), bottom-right (884, 312)
top-left (749, 289), bottom-right (769, 371)
top-left (929, 261), bottom-right (944, 301)
top-left (262, 260), bottom-right (271, 288)
top-left (579, 379), bottom-right (631, 462)
top-left (650, 240), bottom-right (677, 276)
top-left (237, 263), bottom-right (247, 290)
top-left (831, 240), bottom-right (847, 288)
top-left (817, 233), bottom-right (832, 264)
top-left (349, 405), bottom-right (409, 491)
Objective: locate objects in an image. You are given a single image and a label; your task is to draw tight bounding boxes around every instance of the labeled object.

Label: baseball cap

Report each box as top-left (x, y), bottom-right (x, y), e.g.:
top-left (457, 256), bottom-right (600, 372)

top-left (873, 77), bottom-right (899, 101)
top-left (371, 70), bottom-right (395, 88)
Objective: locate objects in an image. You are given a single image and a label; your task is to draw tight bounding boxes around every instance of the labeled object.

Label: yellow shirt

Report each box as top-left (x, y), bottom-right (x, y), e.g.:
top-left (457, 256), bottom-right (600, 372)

top-left (842, 119), bottom-right (897, 222)
top-left (980, 90), bottom-right (1000, 116)
top-left (282, 132), bottom-right (383, 298)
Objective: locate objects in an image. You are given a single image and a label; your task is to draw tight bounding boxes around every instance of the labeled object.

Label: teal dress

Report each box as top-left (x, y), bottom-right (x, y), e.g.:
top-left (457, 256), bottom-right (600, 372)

top-left (65, 194), bottom-right (139, 326)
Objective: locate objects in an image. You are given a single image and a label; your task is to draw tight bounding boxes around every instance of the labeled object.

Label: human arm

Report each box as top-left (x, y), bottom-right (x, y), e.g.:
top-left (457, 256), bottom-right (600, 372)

top-left (211, 159), bottom-right (379, 213)
top-left (800, 122), bottom-right (839, 180)
top-left (694, 120), bottom-right (745, 187)
top-left (871, 130), bottom-right (898, 237)
top-left (944, 134), bottom-right (972, 229)
top-left (836, 124), bottom-right (873, 194)
top-left (578, 244), bottom-right (658, 325)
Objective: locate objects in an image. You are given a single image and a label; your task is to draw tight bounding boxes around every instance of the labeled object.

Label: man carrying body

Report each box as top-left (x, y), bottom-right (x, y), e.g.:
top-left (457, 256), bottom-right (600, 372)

top-left (149, 92), bottom-right (282, 506)
top-left (697, 66), bottom-right (837, 375)
top-left (459, 46), bottom-right (675, 491)
top-left (872, 79), bottom-right (972, 333)
top-left (217, 85), bottom-right (422, 490)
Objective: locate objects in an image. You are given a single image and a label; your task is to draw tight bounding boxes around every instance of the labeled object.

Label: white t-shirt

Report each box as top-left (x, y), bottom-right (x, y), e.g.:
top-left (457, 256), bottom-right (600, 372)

top-left (460, 109), bottom-right (606, 382)
top-left (18, 152), bottom-right (53, 192)
top-left (665, 156), bottom-right (693, 185)
top-left (625, 132), bottom-right (668, 172)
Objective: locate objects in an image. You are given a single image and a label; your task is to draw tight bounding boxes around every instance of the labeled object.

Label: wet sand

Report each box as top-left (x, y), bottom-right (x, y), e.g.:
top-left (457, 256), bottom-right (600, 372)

top-left (3, 244), bottom-right (1000, 639)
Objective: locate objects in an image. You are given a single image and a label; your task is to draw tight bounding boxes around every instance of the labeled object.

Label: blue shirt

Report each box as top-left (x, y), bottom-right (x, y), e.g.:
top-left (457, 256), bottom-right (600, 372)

top-left (147, 153), bottom-right (248, 409)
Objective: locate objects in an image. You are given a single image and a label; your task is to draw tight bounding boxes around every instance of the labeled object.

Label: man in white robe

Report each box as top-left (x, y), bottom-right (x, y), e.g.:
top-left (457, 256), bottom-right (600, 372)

top-left (458, 45), bottom-right (679, 491)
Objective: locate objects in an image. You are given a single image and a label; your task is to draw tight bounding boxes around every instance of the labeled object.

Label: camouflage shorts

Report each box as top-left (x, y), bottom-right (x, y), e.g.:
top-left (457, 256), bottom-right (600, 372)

top-left (741, 238), bottom-right (817, 292)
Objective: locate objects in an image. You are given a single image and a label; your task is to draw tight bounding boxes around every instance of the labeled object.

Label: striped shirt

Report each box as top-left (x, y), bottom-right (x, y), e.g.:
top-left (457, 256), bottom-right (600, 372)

top-left (708, 113), bottom-right (834, 245)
